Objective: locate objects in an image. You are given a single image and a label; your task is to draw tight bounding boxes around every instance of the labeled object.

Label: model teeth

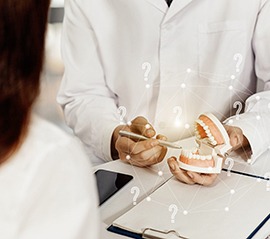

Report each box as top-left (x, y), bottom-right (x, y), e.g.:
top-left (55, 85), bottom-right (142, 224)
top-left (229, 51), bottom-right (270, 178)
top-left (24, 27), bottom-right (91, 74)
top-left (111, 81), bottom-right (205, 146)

top-left (195, 133), bottom-right (201, 140)
top-left (182, 150), bottom-right (212, 161)
top-left (192, 148), bottom-right (198, 153)
top-left (196, 119), bottom-right (204, 125)
top-left (195, 132), bottom-right (201, 139)
top-left (195, 119), bottom-right (217, 146)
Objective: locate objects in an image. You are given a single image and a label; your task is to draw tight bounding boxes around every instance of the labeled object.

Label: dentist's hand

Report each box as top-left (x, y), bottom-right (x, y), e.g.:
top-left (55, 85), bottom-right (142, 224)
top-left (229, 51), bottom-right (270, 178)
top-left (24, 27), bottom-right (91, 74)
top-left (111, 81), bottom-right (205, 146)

top-left (224, 125), bottom-right (250, 150)
top-left (167, 125), bottom-right (250, 186)
top-left (111, 116), bottom-right (167, 167)
top-left (167, 157), bottom-right (218, 186)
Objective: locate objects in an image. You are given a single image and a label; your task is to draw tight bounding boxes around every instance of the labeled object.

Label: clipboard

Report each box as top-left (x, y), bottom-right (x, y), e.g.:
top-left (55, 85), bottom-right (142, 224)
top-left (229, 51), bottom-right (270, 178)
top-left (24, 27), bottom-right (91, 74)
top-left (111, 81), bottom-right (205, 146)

top-left (109, 172), bottom-right (270, 239)
top-left (247, 213), bottom-right (270, 239)
top-left (107, 225), bottom-right (142, 239)
top-left (108, 225), bottom-right (188, 239)
top-left (109, 216), bottom-right (270, 239)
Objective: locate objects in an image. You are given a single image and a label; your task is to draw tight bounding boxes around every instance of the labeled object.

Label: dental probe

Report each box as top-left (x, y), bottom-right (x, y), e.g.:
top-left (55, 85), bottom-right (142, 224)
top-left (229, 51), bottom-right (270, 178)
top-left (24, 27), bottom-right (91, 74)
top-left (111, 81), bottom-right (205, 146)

top-left (119, 130), bottom-right (182, 149)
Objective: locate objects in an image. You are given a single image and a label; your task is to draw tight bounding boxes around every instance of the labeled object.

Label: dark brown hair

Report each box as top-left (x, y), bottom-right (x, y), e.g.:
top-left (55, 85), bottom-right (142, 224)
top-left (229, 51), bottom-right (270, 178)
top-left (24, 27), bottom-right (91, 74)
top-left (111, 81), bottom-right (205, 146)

top-left (0, 1), bottom-right (50, 163)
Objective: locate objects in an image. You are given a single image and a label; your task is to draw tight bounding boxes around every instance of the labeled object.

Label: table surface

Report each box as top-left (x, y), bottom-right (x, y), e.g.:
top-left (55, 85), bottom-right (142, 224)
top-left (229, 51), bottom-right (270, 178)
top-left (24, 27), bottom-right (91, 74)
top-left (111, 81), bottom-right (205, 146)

top-left (95, 137), bottom-right (270, 239)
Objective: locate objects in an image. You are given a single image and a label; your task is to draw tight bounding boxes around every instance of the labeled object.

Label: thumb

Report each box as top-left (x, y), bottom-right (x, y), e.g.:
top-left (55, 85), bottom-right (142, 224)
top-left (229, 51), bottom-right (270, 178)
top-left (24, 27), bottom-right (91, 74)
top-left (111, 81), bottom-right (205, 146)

top-left (130, 116), bottom-right (156, 137)
top-left (229, 130), bottom-right (243, 150)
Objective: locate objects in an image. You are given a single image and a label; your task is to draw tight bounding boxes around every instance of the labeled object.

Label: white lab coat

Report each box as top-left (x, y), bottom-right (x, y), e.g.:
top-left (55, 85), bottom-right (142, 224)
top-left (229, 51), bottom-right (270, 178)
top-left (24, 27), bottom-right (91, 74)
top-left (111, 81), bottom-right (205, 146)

top-left (0, 115), bottom-right (100, 239)
top-left (58, 0), bottom-right (270, 165)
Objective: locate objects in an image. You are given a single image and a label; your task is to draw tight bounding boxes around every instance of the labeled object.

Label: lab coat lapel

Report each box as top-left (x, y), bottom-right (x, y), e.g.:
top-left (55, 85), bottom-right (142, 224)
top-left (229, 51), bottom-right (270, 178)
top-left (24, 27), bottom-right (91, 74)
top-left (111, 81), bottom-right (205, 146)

top-left (164, 0), bottom-right (194, 22)
top-left (144, 0), bottom-right (168, 13)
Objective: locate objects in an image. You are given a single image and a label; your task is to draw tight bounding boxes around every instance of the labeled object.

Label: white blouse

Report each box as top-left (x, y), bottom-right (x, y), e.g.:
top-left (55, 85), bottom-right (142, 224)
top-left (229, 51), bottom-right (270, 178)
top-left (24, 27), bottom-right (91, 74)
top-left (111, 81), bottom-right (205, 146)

top-left (0, 114), bottom-right (100, 239)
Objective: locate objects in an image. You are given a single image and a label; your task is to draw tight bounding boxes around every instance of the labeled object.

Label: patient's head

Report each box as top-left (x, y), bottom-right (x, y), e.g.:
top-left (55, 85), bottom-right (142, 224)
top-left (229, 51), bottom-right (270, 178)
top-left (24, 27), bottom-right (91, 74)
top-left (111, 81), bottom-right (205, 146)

top-left (0, 0), bottom-right (50, 163)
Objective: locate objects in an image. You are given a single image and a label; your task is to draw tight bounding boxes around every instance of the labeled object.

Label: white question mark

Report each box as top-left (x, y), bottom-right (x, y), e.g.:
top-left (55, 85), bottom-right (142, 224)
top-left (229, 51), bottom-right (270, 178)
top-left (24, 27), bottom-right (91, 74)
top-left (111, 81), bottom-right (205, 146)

top-left (225, 158), bottom-right (234, 177)
top-left (142, 62), bottom-right (151, 88)
top-left (169, 204), bottom-right (178, 223)
top-left (264, 172), bottom-right (270, 191)
top-left (173, 106), bottom-right (182, 127)
top-left (131, 186), bottom-right (140, 205)
top-left (233, 101), bottom-right (242, 120)
top-left (117, 106), bottom-right (127, 124)
top-left (233, 53), bottom-right (243, 73)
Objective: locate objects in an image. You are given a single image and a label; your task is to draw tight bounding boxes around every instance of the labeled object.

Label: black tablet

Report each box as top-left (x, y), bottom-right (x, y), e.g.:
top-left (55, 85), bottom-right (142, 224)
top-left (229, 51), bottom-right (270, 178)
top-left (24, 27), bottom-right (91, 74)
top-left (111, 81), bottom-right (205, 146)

top-left (95, 169), bottom-right (133, 206)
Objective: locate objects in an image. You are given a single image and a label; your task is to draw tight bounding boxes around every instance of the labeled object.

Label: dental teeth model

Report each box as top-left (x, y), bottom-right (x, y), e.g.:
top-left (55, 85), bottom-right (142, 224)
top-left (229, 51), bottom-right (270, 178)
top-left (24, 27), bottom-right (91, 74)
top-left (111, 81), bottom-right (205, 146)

top-left (178, 113), bottom-right (232, 174)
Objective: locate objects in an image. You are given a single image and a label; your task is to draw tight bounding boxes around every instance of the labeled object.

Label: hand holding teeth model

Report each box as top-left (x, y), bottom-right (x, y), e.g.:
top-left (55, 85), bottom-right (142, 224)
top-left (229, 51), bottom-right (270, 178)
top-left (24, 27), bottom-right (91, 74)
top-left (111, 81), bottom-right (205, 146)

top-left (178, 113), bottom-right (232, 174)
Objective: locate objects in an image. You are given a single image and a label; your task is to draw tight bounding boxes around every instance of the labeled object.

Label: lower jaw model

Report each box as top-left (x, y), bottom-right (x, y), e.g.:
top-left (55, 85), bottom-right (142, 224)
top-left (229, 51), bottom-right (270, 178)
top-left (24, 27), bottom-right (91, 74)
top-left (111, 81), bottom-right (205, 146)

top-left (178, 113), bottom-right (232, 174)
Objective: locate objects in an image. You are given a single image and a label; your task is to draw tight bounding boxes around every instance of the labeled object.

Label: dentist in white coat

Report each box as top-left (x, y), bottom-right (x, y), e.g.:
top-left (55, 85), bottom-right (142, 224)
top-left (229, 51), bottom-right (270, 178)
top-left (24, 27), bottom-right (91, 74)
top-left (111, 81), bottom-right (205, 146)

top-left (58, 0), bottom-right (270, 185)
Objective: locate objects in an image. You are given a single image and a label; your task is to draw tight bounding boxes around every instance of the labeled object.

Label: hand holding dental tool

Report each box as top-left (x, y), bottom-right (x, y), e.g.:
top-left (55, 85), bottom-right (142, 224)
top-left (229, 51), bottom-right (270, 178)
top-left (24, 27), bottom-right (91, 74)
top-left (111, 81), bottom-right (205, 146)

top-left (112, 116), bottom-right (169, 167)
top-left (119, 130), bottom-right (182, 149)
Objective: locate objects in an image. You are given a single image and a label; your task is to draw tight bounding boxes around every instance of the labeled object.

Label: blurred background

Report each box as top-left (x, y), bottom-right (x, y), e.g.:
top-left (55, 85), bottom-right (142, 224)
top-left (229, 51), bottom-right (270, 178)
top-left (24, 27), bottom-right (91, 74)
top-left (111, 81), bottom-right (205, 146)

top-left (33, 0), bottom-right (71, 132)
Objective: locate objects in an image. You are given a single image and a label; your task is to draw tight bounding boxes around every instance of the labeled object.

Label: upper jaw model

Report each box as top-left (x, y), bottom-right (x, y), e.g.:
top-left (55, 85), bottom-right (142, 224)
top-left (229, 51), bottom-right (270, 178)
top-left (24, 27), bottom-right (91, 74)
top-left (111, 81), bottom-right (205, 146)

top-left (178, 113), bottom-right (232, 174)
